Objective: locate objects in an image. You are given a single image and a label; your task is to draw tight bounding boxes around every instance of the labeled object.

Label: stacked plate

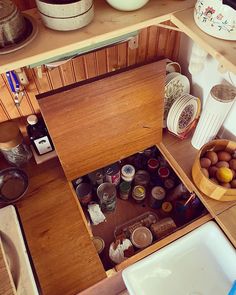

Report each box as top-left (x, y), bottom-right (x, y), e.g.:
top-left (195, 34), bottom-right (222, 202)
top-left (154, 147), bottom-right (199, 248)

top-left (163, 72), bottom-right (190, 127)
top-left (167, 93), bottom-right (201, 138)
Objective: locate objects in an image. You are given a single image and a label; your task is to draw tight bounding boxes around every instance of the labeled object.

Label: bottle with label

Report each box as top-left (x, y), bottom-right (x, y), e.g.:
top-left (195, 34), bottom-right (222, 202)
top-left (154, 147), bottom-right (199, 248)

top-left (27, 115), bottom-right (54, 155)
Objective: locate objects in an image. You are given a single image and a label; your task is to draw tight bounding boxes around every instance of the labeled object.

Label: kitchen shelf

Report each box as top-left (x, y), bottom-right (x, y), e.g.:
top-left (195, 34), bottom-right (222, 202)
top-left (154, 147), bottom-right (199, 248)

top-left (0, 0), bottom-right (196, 74)
top-left (160, 131), bottom-right (236, 216)
top-left (171, 8), bottom-right (236, 74)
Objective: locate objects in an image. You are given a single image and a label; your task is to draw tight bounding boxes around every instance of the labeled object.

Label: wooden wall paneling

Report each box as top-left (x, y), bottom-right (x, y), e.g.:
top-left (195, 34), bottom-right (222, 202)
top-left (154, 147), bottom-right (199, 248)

top-left (95, 49), bottom-right (107, 76)
top-left (1, 74), bottom-right (34, 117)
top-left (32, 67), bottom-right (52, 94)
top-left (106, 46), bottom-right (118, 72)
top-left (48, 67), bottom-right (63, 89)
top-left (72, 56), bottom-right (86, 82)
top-left (156, 22), bottom-right (169, 58)
top-left (117, 42), bottom-right (128, 69)
top-left (127, 38), bottom-right (138, 67)
top-left (59, 61), bottom-right (76, 86)
top-left (164, 21), bottom-right (178, 60)
top-left (136, 28), bottom-right (148, 64)
top-left (83, 52), bottom-right (98, 79)
top-left (24, 68), bottom-right (40, 113)
top-left (0, 75), bottom-right (21, 119)
top-left (0, 101), bottom-right (9, 122)
top-left (146, 26), bottom-right (159, 61)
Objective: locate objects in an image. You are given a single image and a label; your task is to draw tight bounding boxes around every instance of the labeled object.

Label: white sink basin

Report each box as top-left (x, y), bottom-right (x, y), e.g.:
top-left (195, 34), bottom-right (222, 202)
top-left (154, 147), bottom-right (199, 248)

top-left (0, 205), bottom-right (39, 295)
top-left (122, 221), bottom-right (236, 295)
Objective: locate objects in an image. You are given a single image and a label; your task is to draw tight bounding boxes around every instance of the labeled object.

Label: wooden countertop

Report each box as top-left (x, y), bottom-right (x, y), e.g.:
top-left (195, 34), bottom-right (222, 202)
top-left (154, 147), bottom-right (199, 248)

top-left (15, 158), bottom-right (106, 295)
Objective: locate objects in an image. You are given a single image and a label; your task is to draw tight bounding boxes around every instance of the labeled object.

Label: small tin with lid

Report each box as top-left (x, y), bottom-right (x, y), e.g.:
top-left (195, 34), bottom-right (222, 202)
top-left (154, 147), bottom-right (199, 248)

top-left (147, 158), bottom-right (159, 173)
top-left (97, 182), bottom-right (117, 212)
top-left (158, 167), bottom-right (170, 180)
top-left (150, 186), bottom-right (166, 208)
top-left (119, 181), bottom-right (131, 200)
top-left (161, 201), bottom-right (173, 216)
top-left (0, 121), bottom-right (31, 166)
top-left (104, 163), bottom-right (120, 186)
top-left (132, 185), bottom-right (146, 203)
top-left (76, 182), bottom-right (92, 206)
top-left (121, 164), bottom-right (135, 182)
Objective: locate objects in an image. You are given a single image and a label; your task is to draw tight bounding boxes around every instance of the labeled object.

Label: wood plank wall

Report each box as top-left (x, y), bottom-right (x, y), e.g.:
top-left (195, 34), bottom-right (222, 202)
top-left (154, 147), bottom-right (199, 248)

top-left (1, 1), bottom-right (180, 123)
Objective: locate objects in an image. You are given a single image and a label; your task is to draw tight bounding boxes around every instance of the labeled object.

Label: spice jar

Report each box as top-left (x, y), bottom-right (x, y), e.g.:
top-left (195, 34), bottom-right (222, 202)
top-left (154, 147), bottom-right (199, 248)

top-left (150, 186), bottom-right (166, 208)
top-left (121, 164), bottom-right (135, 182)
top-left (119, 181), bottom-right (131, 200)
top-left (0, 121), bottom-right (32, 166)
top-left (147, 158), bottom-right (159, 173)
top-left (132, 185), bottom-right (146, 203)
top-left (76, 182), bottom-right (92, 206)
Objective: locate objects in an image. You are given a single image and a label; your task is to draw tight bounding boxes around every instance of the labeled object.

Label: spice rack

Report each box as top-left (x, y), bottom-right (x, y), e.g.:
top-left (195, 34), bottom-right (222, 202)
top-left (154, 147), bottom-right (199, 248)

top-left (72, 145), bottom-right (207, 271)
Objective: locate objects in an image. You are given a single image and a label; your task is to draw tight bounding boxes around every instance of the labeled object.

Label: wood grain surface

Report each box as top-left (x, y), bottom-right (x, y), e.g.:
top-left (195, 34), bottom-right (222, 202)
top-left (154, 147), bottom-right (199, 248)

top-left (216, 205), bottom-right (236, 248)
top-left (38, 60), bottom-right (165, 180)
top-left (0, 24), bottom-right (180, 123)
top-left (16, 158), bottom-right (106, 295)
top-left (0, 238), bottom-right (17, 295)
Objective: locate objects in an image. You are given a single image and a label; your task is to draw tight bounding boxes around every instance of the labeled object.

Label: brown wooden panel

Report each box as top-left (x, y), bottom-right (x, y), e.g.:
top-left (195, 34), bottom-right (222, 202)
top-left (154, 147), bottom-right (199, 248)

top-left (59, 61), bottom-right (76, 86)
top-left (17, 159), bottom-right (106, 295)
top-left (38, 60), bottom-right (166, 180)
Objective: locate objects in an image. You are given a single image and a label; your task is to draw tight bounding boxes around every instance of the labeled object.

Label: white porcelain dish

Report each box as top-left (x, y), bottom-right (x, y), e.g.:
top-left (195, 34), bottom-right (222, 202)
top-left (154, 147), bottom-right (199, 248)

top-left (35, 0), bottom-right (93, 18)
top-left (106, 0), bottom-right (149, 12)
top-left (0, 205), bottom-right (39, 295)
top-left (194, 0), bottom-right (236, 40)
top-left (123, 221), bottom-right (236, 295)
top-left (39, 4), bottom-right (94, 31)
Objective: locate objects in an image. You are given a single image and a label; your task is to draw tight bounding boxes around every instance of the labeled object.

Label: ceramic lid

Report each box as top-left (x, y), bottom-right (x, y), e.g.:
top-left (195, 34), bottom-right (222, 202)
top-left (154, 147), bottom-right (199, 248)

top-left (0, 0), bottom-right (17, 22)
top-left (0, 121), bottom-right (23, 149)
top-left (131, 226), bottom-right (153, 249)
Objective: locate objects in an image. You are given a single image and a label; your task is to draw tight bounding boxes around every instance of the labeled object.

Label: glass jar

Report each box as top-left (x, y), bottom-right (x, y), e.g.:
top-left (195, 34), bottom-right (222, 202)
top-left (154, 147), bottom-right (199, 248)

top-left (0, 121), bottom-right (32, 166)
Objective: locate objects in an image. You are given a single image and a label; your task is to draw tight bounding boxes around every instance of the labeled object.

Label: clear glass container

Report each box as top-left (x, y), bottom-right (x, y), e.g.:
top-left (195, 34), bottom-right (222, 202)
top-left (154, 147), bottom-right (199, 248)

top-left (0, 121), bottom-right (32, 166)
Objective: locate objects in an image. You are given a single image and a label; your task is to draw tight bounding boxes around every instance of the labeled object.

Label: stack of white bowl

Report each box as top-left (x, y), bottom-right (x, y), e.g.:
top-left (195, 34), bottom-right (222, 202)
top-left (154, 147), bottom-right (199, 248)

top-left (35, 0), bottom-right (94, 31)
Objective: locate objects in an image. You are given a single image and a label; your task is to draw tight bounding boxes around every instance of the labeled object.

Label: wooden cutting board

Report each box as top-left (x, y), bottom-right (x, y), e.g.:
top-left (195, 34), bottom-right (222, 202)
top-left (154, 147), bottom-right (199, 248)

top-left (37, 60), bottom-right (165, 180)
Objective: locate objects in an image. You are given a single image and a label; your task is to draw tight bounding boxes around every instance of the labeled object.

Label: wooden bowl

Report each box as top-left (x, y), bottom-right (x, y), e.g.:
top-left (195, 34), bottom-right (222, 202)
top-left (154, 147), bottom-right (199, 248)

top-left (192, 139), bottom-right (236, 201)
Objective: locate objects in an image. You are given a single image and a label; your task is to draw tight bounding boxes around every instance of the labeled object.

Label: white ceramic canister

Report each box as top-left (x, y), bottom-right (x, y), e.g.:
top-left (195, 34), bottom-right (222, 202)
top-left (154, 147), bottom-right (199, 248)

top-left (191, 84), bottom-right (236, 150)
top-left (36, 0), bottom-right (94, 31)
top-left (106, 0), bottom-right (149, 11)
top-left (35, 0), bottom-right (93, 18)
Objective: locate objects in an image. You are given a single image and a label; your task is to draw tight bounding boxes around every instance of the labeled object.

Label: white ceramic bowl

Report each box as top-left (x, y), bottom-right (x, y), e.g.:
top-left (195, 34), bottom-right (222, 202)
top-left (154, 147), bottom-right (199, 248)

top-left (39, 4), bottom-right (94, 31)
top-left (35, 0), bottom-right (93, 18)
top-left (106, 0), bottom-right (149, 11)
top-left (194, 0), bottom-right (236, 40)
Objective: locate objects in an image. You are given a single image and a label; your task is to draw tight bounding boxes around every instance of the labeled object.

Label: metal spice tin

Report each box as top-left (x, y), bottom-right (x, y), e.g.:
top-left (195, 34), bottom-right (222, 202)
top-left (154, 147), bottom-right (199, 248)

top-left (104, 163), bottom-right (120, 186)
top-left (132, 185), bottom-right (146, 203)
top-left (150, 186), bottom-right (166, 208)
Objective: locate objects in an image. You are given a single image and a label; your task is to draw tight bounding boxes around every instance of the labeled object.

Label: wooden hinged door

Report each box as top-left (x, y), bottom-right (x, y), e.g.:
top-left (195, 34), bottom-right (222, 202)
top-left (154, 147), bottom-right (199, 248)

top-left (37, 60), bottom-right (165, 180)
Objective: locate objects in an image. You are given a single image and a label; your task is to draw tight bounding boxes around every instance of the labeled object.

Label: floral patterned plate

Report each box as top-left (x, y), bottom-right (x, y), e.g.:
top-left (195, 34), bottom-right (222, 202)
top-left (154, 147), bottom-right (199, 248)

top-left (163, 74), bottom-right (190, 127)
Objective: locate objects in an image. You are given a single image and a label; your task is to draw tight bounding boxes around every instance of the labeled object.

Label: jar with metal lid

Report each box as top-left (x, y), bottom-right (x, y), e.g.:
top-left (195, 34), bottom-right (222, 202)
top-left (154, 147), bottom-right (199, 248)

top-left (0, 121), bottom-right (32, 166)
top-left (119, 181), bottom-right (131, 200)
top-left (132, 185), bottom-right (146, 203)
top-left (97, 183), bottom-right (117, 212)
top-left (0, 0), bottom-right (27, 48)
top-left (150, 186), bottom-right (166, 208)
top-left (134, 170), bottom-right (150, 187)
top-left (121, 164), bottom-right (135, 182)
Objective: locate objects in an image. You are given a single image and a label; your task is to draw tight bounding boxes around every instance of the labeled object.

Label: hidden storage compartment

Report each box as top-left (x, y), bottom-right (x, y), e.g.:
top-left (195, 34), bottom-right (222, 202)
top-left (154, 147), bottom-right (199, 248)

top-left (72, 145), bottom-right (208, 271)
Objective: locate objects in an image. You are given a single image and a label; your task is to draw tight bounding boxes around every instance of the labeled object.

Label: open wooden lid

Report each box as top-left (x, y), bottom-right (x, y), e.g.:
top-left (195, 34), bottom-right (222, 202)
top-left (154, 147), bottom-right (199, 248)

top-left (37, 60), bottom-right (166, 180)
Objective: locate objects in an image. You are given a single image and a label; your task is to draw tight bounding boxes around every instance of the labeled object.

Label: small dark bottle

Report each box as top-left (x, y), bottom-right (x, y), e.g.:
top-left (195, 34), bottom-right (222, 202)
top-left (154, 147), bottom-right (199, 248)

top-left (27, 115), bottom-right (54, 155)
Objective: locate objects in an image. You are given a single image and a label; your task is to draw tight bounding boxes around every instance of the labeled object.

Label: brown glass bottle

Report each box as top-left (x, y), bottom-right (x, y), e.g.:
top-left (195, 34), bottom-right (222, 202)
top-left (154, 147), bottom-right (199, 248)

top-left (27, 115), bottom-right (54, 155)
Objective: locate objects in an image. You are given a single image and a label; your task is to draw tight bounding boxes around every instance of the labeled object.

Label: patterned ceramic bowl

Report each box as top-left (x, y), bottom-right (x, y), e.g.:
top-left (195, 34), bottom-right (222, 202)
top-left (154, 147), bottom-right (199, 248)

top-left (194, 0), bottom-right (236, 40)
